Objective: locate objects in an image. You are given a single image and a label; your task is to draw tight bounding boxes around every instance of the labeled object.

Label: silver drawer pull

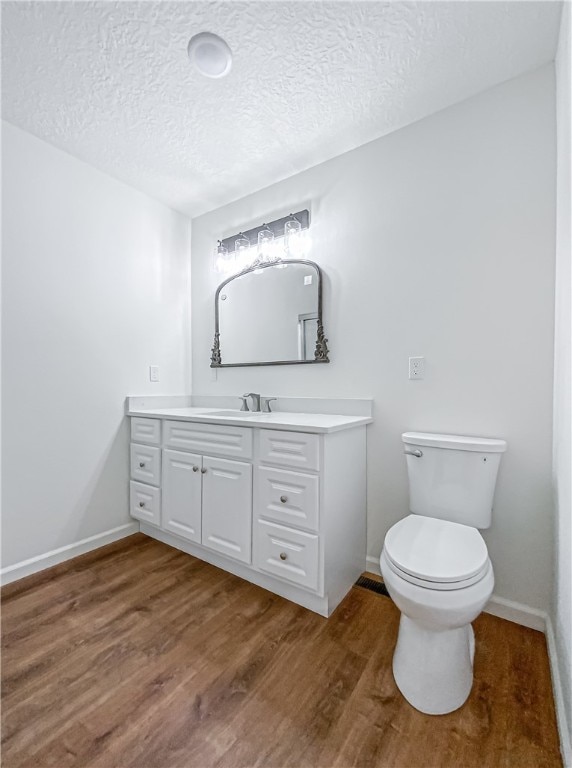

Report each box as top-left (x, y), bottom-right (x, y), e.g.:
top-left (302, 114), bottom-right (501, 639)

top-left (404, 449), bottom-right (423, 458)
top-left (139, 462), bottom-right (145, 468)
top-left (192, 466), bottom-right (199, 472)
top-left (139, 501), bottom-right (145, 508)
top-left (279, 552), bottom-right (287, 561)
top-left (280, 495), bottom-right (288, 503)
top-left (201, 468), bottom-right (207, 474)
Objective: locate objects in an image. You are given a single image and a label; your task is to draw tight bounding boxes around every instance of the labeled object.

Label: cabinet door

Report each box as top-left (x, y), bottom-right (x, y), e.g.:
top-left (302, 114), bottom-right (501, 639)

top-left (162, 449), bottom-right (202, 543)
top-left (201, 456), bottom-right (252, 564)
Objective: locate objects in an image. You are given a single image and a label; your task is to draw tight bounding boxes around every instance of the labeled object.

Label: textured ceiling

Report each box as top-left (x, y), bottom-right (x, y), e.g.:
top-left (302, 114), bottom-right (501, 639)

top-left (1, 1), bottom-right (562, 217)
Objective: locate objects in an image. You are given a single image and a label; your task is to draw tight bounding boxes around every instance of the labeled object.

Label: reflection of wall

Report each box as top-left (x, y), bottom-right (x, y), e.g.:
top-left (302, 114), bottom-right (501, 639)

top-left (192, 66), bottom-right (556, 615)
top-left (2, 122), bottom-right (191, 570)
top-left (219, 265), bottom-right (318, 364)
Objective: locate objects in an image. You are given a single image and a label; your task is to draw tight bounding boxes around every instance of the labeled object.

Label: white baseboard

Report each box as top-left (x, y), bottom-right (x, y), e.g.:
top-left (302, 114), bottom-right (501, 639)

top-left (0, 522), bottom-right (140, 586)
top-left (546, 616), bottom-right (572, 768)
top-left (484, 595), bottom-right (547, 632)
top-left (365, 554), bottom-right (382, 575)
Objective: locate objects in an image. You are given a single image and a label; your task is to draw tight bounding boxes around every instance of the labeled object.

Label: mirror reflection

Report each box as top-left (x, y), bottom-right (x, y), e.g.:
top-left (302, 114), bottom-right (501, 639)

top-left (211, 260), bottom-right (329, 367)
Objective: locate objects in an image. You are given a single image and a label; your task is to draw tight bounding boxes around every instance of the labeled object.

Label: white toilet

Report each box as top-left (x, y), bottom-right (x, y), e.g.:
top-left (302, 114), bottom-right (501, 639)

top-left (380, 431), bottom-right (507, 716)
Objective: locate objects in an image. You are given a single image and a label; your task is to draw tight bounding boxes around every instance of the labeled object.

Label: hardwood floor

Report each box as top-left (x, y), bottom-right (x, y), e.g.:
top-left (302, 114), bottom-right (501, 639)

top-left (1, 534), bottom-right (562, 768)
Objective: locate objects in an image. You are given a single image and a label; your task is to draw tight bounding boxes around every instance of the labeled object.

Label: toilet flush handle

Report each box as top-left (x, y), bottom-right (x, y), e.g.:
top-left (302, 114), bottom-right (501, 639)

top-left (404, 449), bottom-right (423, 458)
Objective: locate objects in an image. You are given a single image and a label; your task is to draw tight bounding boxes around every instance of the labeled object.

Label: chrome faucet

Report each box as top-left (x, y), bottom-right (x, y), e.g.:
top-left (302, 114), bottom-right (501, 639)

top-left (243, 392), bottom-right (261, 412)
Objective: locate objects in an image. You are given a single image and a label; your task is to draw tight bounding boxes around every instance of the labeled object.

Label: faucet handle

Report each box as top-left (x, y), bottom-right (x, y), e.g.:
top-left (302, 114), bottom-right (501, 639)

top-left (240, 396), bottom-right (250, 412)
top-left (262, 397), bottom-right (277, 413)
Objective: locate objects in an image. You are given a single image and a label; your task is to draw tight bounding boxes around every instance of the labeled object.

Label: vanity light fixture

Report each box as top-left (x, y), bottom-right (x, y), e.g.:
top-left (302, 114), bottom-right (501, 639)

top-left (187, 32), bottom-right (232, 79)
top-left (215, 210), bottom-right (310, 274)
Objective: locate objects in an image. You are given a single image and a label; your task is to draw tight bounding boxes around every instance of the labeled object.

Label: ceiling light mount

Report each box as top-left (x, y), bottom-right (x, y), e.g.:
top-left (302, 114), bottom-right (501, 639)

top-left (187, 32), bottom-right (232, 79)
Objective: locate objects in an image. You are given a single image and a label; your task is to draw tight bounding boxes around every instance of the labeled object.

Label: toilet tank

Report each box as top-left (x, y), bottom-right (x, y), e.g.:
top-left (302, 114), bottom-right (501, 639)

top-left (403, 432), bottom-right (507, 529)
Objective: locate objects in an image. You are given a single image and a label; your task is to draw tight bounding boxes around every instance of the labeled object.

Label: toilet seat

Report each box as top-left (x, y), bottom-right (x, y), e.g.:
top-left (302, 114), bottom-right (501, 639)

top-left (384, 515), bottom-right (489, 591)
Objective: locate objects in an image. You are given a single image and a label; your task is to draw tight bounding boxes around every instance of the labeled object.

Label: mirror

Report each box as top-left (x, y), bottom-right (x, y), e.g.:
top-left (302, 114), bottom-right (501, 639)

top-left (211, 260), bottom-right (329, 367)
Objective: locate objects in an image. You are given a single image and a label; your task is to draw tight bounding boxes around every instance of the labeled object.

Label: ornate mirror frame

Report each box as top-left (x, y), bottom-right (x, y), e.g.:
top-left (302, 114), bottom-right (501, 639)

top-left (210, 259), bottom-right (330, 368)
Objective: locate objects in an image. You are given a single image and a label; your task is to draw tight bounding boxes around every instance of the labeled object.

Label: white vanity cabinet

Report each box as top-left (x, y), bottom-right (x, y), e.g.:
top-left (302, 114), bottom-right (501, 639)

top-left (129, 412), bottom-right (367, 618)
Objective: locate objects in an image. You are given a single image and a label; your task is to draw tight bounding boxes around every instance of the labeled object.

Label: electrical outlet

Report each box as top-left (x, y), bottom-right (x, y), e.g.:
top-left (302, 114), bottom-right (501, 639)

top-left (409, 356), bottom-right (425, 380)
top-left (149, 365), bottom-right (160, 382)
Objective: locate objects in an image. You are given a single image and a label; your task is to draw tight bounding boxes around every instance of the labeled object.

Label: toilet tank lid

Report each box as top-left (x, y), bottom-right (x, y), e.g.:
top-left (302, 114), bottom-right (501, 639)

top-left (402, 432), bottom-right (507, 452)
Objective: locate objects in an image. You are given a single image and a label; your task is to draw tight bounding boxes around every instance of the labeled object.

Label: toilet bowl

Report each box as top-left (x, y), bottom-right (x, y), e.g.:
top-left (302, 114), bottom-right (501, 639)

top-left (381, 432), bottom-right (506, 715)
top-left (380, 516), bottom-right (494, 714)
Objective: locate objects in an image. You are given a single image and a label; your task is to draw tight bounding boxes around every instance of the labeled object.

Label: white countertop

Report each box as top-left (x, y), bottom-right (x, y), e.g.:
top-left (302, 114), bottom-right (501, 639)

top-left (127, 406), bottom-right (372, 434)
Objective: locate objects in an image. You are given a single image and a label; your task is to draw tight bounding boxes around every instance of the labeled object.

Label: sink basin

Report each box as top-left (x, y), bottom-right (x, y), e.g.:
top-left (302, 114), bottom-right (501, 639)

top-left (202, 410), bottom-right (271, 418)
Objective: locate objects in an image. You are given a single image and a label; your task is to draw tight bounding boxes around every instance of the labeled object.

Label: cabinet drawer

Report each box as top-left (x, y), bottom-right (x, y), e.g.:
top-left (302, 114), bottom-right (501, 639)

top-left (131, 417), bottom-right (161, 446)
top-left (257, 466), bottom-right (319, 532)
top-left (130, 481), bottom-right (160, 525)
top-left (164, 420), bottom-right (252, 460)
top-left (130, 444), bottom-right (161, 486)
top-left (255, 519), bottom-right (319, 592)
top-left (259, 430), bottom-right (319, 471)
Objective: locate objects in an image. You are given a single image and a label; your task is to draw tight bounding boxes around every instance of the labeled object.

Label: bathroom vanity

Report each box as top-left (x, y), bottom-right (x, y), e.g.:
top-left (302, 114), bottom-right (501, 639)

top-left (127, 399), bottom-right (371, 616)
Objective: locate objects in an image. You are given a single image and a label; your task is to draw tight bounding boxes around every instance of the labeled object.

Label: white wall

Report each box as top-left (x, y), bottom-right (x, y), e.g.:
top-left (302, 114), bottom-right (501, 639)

top-left (553, 1), bottom-right (572, 759)
top-left (1, 122), bottom-right (191, 569)
top-left (191, 66), bottom-right (556, 612)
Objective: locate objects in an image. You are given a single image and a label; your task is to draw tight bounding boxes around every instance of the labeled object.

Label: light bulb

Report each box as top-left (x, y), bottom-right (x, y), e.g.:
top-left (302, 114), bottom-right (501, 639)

top-left (284, 215), bottom-right (302, 257)
top-left (235, 233), bottom-right (251, 270)
top-left (258, 224), bottom-right (275, 261)
top-left (213, 240), bottom-right (235, 274)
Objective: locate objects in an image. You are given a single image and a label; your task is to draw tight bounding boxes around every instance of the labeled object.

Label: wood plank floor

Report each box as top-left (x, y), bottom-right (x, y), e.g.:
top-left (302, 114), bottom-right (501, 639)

top-left (1, 534), bottom-right (562, 768)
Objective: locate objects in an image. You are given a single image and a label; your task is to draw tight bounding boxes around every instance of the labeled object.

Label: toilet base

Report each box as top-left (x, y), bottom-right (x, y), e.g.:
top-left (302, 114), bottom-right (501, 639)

top-left (392, 615), bottom-right (475, 715)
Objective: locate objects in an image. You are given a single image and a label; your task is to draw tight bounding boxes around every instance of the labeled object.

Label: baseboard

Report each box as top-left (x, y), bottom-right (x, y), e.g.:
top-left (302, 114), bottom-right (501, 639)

top-left (366, 556), bottom-right (547, 632)
top-left (484, 595), bottom-right (547, 632)
top-left (365, 554), bottom-right (381, 576)
top-left (546, 616), bottom-right (572, 767)
top-left (0, 522), bottom-right (140, 586)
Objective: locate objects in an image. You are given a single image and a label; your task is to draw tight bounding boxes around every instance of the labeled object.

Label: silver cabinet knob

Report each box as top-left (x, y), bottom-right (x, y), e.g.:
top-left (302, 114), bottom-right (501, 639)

top-left (139, 462), bottom-right (145, 468)
top-left (192, 466), bottom-right (199, 472)
top-left (280, 495), bottom-right (287, 503)
top-left (279, 552), bottom-right (287, 561)
top-left (139, 501), bottom-right (145, 508)
top-left (201, 468), bottom-right (207, 474)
